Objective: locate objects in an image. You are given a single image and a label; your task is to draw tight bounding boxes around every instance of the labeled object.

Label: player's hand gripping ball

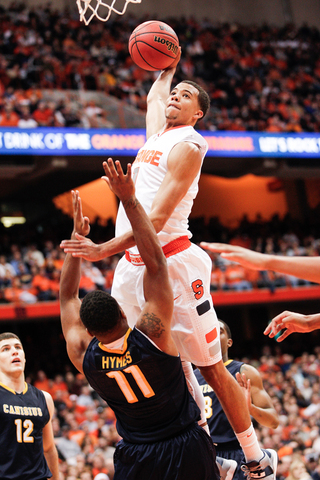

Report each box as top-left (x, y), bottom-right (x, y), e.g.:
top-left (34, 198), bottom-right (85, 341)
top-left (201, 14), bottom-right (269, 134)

top-left (128, 20), bottom-right (179, 71)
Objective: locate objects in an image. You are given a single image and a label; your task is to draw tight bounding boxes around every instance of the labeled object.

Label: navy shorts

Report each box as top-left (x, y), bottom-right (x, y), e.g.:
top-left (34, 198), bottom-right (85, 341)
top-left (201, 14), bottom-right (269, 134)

top-left (114, 424), bottom-right (219, 480)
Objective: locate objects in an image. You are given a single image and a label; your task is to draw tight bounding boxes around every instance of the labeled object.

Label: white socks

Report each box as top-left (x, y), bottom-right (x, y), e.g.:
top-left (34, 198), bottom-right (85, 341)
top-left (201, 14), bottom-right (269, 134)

top-left (236, 424), bottom-right (263, 463)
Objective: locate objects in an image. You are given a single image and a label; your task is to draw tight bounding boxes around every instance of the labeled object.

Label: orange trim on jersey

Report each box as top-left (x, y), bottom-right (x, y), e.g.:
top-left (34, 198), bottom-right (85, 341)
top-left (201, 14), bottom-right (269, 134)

top-left (98, 328), bottom-right (132, 355)
top-left (125, 236), bottom-right (191, 266)
top-left (159, 125), bottom-right (189, 136)
top-left (0, 381), bottom-right (28, 395)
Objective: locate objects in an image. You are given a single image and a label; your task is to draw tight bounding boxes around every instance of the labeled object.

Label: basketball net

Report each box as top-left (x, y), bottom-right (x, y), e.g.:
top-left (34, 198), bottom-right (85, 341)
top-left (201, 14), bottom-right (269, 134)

top-left (76, 0), bottom-right (141, 25)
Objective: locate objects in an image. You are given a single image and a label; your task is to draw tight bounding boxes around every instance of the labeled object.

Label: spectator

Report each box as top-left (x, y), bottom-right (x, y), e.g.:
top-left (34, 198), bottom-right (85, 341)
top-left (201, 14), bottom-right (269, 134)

top-left (286, 457), bottom-right (312, 480)
top-left (77, 386), bottom-right (96, 409)
top-left (0, 255), bottom-right (15, 287)
top-left (31, 266), bottom-right (56, 301)
top-left (32, 101), bottom-right (54, 126)
top-left (0, 103), bottom-right (19, 126)
top-left (17, 104), bottom-right (38, 127)
top-left (34, 370), bottom-right (51, 391)
top-left (24, 243), bottom-right (45, 268)
top-left (55, 425), bottom-right (82, 465)
top-left (4, 276), bottom-right (37, 304)
top-left (224, 262), bottom-right (253, 291)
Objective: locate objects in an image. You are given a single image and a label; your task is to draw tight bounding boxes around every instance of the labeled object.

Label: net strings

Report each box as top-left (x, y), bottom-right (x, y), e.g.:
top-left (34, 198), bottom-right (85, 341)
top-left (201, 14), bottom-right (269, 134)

top-left (76, 0), bottom-right (141, 25)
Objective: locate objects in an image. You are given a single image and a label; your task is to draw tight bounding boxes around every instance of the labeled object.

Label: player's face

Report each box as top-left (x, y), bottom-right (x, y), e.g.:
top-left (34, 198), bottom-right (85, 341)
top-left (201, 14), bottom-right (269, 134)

top-left (219, 321), bottom-right (230, 356)
top-left (0, 338), bottom-right (26, 375)
top-left (165, 83), bottom-right (203, 126)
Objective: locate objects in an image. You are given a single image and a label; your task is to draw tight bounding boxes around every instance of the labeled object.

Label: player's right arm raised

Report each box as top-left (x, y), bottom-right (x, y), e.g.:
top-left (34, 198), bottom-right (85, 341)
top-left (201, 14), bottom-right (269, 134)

top-left (146, 48), bottom-right (181, 138)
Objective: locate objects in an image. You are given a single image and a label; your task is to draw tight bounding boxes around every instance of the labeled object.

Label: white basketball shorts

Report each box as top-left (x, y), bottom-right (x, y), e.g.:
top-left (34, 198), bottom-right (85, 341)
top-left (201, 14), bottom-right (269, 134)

top-left (111, 242), bottom-right (222, 367)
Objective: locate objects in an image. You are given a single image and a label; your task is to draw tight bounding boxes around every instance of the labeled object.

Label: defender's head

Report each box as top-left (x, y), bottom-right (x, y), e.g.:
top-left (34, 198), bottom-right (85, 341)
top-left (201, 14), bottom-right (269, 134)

top-left (80, 290), bottom-right (126, 337)
top-left (219, 320), bottom-right (233, 358)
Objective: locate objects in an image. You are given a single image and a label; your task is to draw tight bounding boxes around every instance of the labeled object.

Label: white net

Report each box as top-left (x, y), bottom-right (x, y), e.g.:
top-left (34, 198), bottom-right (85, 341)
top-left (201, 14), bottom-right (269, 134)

top-left (76, 0), bottom-right (141, 25)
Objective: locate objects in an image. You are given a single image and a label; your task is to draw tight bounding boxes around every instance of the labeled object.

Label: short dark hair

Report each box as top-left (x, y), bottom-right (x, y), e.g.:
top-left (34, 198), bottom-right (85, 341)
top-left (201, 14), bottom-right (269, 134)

top-left (219, 320), bottom-right (232, 340)
top-left (80, 290), bottom-right (122, 335)
top-left (0, 332), bottom-right (21, 344)
top-left (181, 80), bottom-right (210, 118)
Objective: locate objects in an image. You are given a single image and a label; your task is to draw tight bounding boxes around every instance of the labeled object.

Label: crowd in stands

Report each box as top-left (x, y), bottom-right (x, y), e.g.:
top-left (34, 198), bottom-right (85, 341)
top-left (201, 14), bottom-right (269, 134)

top-left (18, 341), bottom-right (320, 479)
top-left (2, 3), bottom-right (320, 131)
top-left (1, 206), bottom-right (320, 304)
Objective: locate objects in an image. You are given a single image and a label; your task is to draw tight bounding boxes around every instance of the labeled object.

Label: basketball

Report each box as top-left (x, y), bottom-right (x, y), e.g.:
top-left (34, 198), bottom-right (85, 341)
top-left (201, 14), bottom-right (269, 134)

top-left (128, 20), bottom-right (179, 71)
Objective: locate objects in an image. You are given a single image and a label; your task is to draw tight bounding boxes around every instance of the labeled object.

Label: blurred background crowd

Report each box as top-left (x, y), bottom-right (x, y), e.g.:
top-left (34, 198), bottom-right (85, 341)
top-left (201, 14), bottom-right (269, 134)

top-left (1, 207), bottom-right (320, 304)
top-left (1, 2), bottom-right (320, 131)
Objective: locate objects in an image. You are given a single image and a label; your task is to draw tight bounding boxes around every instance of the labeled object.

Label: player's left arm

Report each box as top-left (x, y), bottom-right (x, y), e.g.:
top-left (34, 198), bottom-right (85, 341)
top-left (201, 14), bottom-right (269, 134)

top-left (237, 364), bottom-right (279, 429)
top-left (42, 391), bottom-right (60, 480)
top-left (148, 141), bottom-right (203, 232)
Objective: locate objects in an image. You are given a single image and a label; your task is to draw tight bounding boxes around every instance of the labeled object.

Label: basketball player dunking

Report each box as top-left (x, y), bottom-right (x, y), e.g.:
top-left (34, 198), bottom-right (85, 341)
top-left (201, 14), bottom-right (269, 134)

top-left (61, 51), bottom-right (277, 480)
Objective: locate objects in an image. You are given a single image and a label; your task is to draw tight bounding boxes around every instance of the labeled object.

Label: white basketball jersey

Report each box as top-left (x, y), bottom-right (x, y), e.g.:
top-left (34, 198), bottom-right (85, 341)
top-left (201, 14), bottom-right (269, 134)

top-left (115, 125), bottom-right (208, 253)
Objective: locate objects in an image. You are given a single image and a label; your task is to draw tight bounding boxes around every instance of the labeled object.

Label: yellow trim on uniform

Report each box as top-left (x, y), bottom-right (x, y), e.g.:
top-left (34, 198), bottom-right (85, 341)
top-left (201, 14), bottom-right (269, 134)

top-left (0, 381), bottom-right (28, 395)
top-left (224, 359), bottom-right (233, 367)
top-left (98, 329), bottom-right (132, 354)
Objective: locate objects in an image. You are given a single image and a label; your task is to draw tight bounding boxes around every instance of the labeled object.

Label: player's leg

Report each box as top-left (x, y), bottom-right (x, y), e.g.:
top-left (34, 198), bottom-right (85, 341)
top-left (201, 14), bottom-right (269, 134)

top-left (199, 360), bottom-right (263, 462)
top-left (168, 245), bottom-right (277, 480)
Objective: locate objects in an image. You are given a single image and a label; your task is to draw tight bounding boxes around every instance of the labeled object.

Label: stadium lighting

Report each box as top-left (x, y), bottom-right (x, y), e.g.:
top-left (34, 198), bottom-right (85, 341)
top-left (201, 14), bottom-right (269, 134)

top-left (1, 216), bottom-right (26, 228)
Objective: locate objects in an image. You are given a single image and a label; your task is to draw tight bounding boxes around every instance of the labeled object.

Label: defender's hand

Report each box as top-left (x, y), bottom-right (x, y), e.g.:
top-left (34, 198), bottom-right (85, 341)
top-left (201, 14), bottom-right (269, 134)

top-left (72, 190), bottom-right (90, 237)
top-left (102, 159), bottom-right (135, 203)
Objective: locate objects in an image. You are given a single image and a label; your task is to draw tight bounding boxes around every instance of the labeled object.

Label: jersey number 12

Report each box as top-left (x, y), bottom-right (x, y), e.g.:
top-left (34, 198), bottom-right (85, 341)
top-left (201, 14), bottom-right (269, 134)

top-left (15, 419), bottom-right (34, 443)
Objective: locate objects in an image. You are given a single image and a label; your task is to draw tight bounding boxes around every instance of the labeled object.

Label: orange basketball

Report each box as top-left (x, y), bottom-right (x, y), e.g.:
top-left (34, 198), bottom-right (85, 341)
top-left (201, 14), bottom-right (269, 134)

top-left (128, 20), bottom-right (179, 71)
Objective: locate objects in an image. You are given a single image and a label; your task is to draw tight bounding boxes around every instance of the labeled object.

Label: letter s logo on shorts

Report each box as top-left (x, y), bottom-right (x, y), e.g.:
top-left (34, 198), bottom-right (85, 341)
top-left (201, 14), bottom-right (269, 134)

top-left (191, 279), bottom-right (204, 300)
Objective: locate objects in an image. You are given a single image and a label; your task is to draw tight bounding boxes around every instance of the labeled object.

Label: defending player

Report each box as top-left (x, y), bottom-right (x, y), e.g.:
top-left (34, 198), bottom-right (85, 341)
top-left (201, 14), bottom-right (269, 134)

top-left (59, 161), bottom-right (219, 480)
top-left (0, 332), bottom-right (59, 480)
top-left (60, 54), bottom-right (277, 479)
top-left (196, 320), bottom-right (279, 480)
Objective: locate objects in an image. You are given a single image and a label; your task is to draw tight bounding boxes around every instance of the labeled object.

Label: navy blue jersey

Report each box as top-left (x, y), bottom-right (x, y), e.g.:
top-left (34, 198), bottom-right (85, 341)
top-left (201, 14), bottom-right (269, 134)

top-left (83, 327), bottom-right (201, 443)
top-left (195, 360), bottom-right (244, 445)
top-left (0, 382), bottom-right (51, 480)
